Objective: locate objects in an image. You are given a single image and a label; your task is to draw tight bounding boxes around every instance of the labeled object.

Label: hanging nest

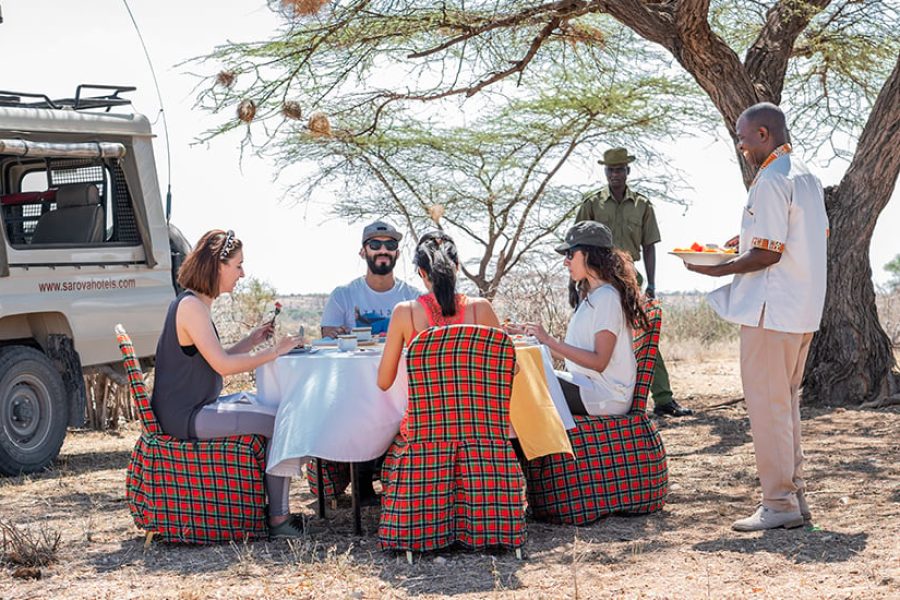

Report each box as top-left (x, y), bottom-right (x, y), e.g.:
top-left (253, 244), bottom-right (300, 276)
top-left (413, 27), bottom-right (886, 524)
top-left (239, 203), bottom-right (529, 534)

top-left (559, 22), bottom-right (606, 47)
top-left (216, 70), bottom-right (237, 88)
top-left (281, 0), bottom-right (329, 16)
top-left (237, 99), bottom-right (257, 123)
top-left (428, 204), bottom-right (445, 225)
top-left (282, 101), bottom-right (303, 120)
top-left (307, 112), bottom-right (332, 137)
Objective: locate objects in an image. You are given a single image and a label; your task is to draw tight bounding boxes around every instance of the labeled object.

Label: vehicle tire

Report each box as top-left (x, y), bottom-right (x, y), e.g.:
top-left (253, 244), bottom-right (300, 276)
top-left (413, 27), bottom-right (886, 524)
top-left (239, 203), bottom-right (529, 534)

top-left (0, 346), bottom-right (68, 476)
top-left (168, 223), bottom-right (192, 294)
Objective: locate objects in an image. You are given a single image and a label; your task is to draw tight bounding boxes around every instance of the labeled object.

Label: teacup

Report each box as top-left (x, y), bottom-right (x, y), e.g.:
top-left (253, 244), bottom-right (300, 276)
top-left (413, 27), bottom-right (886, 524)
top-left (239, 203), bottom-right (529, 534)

top-left (337, 334), bottom-right (358, 352)
top-left (351, 326), bottom-right (373, 342)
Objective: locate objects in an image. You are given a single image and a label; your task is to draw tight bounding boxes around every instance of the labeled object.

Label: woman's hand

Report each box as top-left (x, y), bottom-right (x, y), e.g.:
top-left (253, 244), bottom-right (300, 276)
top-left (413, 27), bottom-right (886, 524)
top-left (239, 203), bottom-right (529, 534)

top-left (246, 321), bottom-right (276, 347)
top-left (503, 322), bottom-right (527, 335)
top-left (523, 323), bottom-right (551, 345)
top-left (273, 334), bottom-right (303, 357)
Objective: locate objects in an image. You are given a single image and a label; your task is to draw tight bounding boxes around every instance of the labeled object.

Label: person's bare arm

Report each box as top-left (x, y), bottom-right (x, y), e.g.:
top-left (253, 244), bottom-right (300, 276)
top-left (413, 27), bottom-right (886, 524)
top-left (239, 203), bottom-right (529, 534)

top-left (686, 247), bottom-right (781, 277)
top-left (377, 303), bottom-right (411, 390)
top-left (228, 321), bottom-right (275, 354)
top-left (474, 298), bottom-right (502, 328)
top-left (321, 325), bottom-right (349, 338)
top-left (177, 297), bottom-right (299, 376)
top-left (523, 323), bottom-right (617, 373)
top-left (643, 243), bottom-right (657, 297)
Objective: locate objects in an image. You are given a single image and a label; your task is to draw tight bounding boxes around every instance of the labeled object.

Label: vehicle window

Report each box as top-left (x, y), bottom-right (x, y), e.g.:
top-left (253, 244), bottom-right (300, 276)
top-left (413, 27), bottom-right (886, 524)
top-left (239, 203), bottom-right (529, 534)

top-left (1, 158), bottom-right (141, 248)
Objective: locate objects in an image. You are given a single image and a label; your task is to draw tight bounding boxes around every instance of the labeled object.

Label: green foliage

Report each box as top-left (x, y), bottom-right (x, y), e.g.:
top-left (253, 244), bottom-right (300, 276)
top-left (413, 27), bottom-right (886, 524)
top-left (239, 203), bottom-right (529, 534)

top-left (885, 254), bottom-right (900, 291)
top-left (191, 0), bottom-right (899, 297)
top-left (708, 0), bottom-right (900, 155)
top-left (192, 8), bottom-right (701, 294)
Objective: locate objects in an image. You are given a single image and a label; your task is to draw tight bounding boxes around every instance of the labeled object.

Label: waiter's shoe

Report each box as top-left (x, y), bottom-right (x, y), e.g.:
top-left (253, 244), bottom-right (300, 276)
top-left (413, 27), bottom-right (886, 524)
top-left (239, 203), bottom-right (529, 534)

top-left (269, 515), bottom-right (305, 539)
top-left (653, 399), bottom-right (694, 417)
top-left (797, 489), bottom-right (812, 522)
top-left (732, 506), bottom-right (804, 532)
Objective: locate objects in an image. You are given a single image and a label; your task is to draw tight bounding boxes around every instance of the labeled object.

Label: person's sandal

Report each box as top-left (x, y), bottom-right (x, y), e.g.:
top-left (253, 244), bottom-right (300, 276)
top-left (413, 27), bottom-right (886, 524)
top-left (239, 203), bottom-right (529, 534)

top-left (269, 515), bottom-right (305, 539)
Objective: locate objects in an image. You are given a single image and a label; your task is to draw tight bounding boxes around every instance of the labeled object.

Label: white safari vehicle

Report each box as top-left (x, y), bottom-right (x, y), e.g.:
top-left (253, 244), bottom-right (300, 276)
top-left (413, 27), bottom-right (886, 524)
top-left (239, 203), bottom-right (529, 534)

top-left (0, 86), bottom-right (189, 474)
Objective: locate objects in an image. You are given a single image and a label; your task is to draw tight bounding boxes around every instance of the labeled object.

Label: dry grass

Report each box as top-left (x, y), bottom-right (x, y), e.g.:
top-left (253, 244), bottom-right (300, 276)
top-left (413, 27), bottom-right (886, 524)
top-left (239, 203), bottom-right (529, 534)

top-left (0, 520), bottom-right (60, 568)
top-left (1, 354), bottom-right (898, 599)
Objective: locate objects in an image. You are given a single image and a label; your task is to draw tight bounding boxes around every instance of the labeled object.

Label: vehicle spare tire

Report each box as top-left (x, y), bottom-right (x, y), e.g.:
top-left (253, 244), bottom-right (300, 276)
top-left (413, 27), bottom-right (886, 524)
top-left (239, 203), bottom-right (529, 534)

top-left (0, 345), bottom-right (68, 476)
top-left (168, 222), bottom-right (192, 294)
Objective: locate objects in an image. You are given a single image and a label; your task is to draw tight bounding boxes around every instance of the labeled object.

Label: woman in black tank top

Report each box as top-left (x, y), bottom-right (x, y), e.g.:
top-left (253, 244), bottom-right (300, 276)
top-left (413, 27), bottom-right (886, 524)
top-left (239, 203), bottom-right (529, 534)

top-left (150, 229), bottom-right (305, 538)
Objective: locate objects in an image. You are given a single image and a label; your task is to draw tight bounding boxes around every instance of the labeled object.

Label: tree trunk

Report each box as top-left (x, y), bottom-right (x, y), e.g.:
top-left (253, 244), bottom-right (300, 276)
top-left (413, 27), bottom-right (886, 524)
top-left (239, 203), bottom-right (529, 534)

top-left (803, 187), bottom-right (898, 405)
top-left (803, 56), bottom-right (900, 406)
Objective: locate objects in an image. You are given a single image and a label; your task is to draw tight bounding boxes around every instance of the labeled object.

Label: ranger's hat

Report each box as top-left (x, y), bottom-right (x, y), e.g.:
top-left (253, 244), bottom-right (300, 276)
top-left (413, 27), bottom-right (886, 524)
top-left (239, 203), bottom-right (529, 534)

top-left (362, 220), bottom-right (403, 244)
top-left (598, 147), bottom-right (636, 166)
top-left (555, 221), bottom-right (614, 254)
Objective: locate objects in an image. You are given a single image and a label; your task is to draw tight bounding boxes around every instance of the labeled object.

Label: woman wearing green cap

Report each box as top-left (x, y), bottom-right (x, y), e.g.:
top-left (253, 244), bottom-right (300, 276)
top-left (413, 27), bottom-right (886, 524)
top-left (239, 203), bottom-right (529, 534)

top-left (511, 221), bottom-right (649, 416)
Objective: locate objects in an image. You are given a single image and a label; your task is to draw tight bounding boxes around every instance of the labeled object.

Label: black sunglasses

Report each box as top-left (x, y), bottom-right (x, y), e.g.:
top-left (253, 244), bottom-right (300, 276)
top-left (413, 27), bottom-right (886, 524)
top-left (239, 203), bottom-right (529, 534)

top-left (564, 248), bottom-right (582, 260)
top-left (365, 239), bottom-right (399, 251)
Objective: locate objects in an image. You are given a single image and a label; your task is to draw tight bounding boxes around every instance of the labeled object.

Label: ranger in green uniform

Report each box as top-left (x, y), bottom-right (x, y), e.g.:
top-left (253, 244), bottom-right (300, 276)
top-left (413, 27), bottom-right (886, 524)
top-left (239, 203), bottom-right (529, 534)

top-left (575, 147), bottom-right (693, 417)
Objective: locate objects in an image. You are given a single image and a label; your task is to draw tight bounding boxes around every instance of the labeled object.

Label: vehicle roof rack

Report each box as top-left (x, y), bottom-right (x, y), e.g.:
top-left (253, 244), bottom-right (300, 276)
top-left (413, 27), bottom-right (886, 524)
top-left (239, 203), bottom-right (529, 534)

top-left (0, 84), bottom-right (136, 112)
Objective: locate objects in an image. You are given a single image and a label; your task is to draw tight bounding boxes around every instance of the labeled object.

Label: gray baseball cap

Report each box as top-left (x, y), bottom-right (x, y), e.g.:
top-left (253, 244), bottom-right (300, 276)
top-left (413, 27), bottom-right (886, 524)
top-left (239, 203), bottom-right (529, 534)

top-left (361, 220), bottom-right (403, 244)
top-left (555, 221), bottom-right (614, 254)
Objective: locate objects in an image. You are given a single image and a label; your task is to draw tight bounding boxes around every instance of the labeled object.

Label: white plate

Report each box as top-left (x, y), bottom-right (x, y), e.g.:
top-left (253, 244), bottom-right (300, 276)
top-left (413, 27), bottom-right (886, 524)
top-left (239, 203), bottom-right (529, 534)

top-left (669, 251), bottom-right (735, 266)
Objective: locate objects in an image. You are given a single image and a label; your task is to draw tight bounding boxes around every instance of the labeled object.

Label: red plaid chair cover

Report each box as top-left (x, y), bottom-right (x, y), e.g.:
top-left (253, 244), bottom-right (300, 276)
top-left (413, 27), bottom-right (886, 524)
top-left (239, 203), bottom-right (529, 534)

top-left (117, 325), bottom-right (269, 543)
top-left (378, 325), bottom-right (526, 553)
top-left (305, 459), bottom-right (351, 498)
top-left (523, 302), bottom-right (668, 525)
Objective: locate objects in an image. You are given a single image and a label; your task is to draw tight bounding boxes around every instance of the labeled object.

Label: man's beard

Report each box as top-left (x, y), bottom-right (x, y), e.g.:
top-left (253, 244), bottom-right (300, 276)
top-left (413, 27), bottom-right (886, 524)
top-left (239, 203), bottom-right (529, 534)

top-left (367, 253), bottom-right (397, 276)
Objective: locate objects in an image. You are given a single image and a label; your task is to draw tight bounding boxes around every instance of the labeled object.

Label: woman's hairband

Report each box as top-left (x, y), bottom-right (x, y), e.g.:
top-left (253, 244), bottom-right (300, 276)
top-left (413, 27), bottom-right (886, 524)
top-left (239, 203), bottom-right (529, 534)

top-left (219, 230), bottom-right (237, 260)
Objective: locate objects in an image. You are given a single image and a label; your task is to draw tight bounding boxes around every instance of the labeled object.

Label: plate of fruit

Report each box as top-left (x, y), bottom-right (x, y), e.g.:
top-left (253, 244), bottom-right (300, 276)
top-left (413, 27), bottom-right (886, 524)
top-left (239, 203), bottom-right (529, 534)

top-left (670, 242), bottom-right (737, 266)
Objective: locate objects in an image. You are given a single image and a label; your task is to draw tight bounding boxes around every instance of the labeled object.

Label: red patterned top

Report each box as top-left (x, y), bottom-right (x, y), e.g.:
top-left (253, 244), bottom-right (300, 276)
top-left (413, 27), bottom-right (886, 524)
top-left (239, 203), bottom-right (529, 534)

top-left (416, 293), bottom-right (468, 328)
top-left (400, 293), bottom-right (470, 439)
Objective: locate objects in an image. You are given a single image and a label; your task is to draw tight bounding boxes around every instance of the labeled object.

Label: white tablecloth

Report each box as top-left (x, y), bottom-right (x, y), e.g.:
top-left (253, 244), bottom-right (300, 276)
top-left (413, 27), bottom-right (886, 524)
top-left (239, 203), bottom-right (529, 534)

top-left (535, 345), bottom-right (577, 430)
top-left (256, 344), bottom-right (573, 477)
top-left (256, 347), bottom-right (408, 477)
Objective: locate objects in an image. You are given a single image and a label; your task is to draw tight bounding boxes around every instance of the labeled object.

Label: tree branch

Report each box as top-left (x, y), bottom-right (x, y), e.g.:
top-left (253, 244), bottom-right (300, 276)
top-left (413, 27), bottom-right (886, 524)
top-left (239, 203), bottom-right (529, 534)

top-left (744, 0), bottom-right (833, 102)
top-left (837, 54), bottom-right (900, 211)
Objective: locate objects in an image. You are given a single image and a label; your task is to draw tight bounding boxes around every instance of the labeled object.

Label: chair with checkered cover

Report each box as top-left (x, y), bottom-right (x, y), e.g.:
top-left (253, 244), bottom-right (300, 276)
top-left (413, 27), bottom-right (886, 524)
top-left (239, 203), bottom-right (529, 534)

top-left (378, 325), bottom-right (526, 555)
top-left (305, 458), bottom-right (351, 499)
top-left (117, 324), bottom-right (269, 544)
top-left (523, 302), bottom-right (668, 525)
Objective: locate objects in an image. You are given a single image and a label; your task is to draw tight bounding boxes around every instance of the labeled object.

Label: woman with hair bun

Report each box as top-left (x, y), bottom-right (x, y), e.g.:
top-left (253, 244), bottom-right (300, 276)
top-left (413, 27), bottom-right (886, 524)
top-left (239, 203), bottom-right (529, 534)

top-left (377, 231), bottom-right (502, 390)
top-left (150, 229), bottom-right (305, 538)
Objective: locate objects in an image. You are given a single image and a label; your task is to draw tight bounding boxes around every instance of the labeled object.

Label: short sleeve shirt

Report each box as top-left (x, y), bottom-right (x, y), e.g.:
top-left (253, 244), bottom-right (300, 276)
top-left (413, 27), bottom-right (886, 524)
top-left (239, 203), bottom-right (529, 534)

top-left (707, 153), bottom-right (828, 333)
top-left (574, 186), bottom-right (661, 262)
top-left (321, 277), bottom-right (422, 334)
top-left (563, 285), bottom-right (636, 413)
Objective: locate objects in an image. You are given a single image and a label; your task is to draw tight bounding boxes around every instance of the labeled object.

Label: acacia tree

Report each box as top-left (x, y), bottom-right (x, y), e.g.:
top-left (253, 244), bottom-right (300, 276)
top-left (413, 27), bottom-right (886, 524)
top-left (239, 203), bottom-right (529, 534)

top-left (195, 15), bottom-right (697, 298)
top-left (195, 0), bottom-right (900, 406)
top-left (275, 73), bottom-right (692, 297)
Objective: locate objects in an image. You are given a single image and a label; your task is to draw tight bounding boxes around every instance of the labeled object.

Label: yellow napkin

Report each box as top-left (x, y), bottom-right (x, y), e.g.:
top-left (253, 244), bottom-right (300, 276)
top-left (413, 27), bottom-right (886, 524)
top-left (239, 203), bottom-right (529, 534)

top-left (509, 346), bottom-right (574, 460)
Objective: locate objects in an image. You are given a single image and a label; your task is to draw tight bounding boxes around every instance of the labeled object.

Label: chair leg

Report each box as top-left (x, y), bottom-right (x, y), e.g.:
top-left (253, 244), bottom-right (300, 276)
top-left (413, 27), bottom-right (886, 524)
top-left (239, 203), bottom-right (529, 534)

top-left (316, 458), bottom-right (327, 519)
top-left (515, 548), bottom-right (523, 560)
top-left (406, 551), bottom-right (414, 565)
top-left (143, 531), bottom-right (154, 550)
top-left (350, 461), bottom-right (362, 536)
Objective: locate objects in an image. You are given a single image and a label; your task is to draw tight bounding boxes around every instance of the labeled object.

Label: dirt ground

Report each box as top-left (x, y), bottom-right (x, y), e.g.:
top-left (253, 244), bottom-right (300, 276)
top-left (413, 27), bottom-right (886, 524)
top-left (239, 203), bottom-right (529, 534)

top-left (1, 349), bottom-right (898, 599)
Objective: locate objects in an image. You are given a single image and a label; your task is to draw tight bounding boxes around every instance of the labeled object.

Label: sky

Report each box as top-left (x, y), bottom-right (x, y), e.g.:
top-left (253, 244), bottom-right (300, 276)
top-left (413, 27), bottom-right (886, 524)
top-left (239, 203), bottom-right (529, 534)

top-left (2, 1), bottom-right (897, 295)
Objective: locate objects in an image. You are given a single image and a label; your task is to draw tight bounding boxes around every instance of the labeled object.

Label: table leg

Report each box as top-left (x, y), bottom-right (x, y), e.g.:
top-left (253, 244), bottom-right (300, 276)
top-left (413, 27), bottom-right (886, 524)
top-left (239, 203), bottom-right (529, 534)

top-left (350, 461), bottom-right (362, 536)
top-left (316, 458), bottom-right (326, 519)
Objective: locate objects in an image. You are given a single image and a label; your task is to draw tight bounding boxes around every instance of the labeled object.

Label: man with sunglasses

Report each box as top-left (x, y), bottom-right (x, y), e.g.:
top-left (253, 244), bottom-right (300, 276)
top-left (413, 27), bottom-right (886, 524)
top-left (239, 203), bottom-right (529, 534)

top-left (321, 221), bottom-right (422, 339)
top-left (574, 147), bottom-right (692, 418)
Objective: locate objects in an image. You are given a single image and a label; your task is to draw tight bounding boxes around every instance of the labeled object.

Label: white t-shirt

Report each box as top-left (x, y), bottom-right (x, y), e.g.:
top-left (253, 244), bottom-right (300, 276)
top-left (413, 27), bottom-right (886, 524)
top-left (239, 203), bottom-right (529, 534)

top-left (321, 276), bottom-right (422, 335)
top-left (707, 153), bottom-right (828, 333)
top-left (561, 284), bottom-right (636, 415)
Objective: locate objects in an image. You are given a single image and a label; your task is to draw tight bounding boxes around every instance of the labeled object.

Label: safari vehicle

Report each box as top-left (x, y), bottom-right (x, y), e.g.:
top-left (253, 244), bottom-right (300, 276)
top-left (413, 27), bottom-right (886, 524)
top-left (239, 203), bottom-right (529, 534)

top-left (0, 85), bottom-right (189, 475)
